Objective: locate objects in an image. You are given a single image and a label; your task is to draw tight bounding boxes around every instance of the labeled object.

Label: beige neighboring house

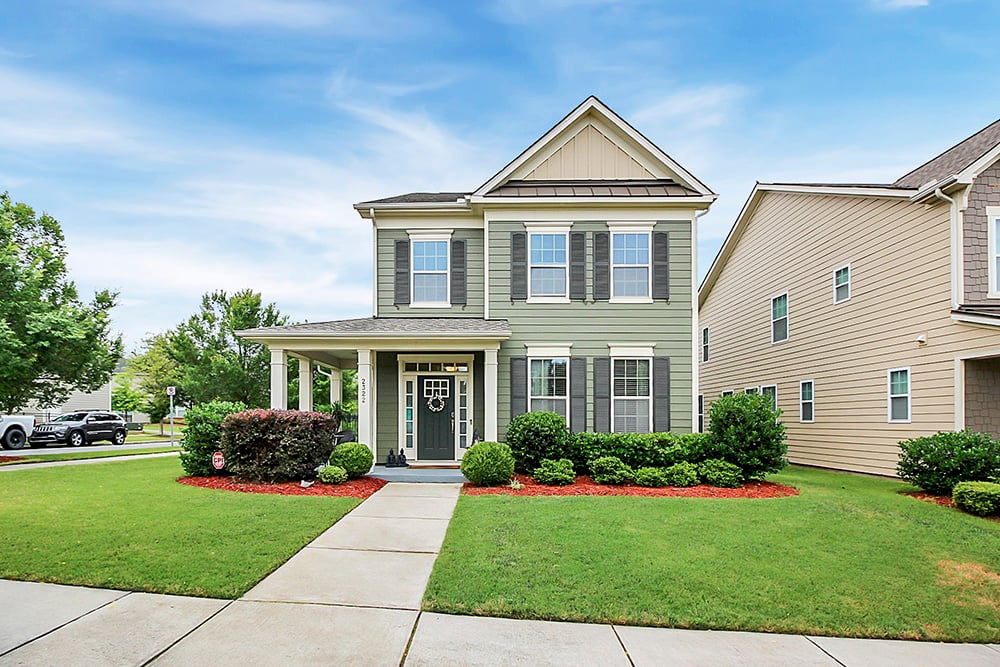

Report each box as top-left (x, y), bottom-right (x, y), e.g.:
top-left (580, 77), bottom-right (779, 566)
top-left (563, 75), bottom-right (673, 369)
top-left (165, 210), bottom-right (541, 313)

top-left (20, 362), bottom-right (150, 423)
top-left (699, 118), bottom-right (1000, 477)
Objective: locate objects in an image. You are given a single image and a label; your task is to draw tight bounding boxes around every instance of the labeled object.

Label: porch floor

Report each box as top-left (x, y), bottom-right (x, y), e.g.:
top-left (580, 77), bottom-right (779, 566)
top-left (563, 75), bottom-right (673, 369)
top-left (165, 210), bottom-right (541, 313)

top-left (369, 465), bottom-right (468, 483)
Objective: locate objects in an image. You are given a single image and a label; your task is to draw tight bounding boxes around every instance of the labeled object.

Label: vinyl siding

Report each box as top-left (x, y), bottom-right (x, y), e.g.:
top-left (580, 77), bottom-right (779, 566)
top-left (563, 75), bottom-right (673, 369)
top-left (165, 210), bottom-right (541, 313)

top-left (524, 124), bottom-right (654, 180)
top-left (963, 158), bottom-right (1000, 303)
top-left (700, 191), bottom-right (1000, 477)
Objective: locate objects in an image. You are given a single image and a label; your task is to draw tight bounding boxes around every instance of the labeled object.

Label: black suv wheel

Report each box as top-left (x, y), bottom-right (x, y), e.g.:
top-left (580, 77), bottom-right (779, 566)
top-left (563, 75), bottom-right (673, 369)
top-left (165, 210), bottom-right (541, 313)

top-left (113, 429), bottom-right (127, 445)
top-left (68, 430), bottom-right (86, 447)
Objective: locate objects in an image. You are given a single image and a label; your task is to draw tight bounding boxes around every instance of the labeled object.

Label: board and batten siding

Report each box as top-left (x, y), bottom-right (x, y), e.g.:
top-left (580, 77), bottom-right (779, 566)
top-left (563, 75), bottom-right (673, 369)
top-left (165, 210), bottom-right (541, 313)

top-left (375, 228), bottom-right (485, 317)
top-left (491, 220), bottom-right (694, 439)
top-left (700, 191), bottom-right (1000, 477)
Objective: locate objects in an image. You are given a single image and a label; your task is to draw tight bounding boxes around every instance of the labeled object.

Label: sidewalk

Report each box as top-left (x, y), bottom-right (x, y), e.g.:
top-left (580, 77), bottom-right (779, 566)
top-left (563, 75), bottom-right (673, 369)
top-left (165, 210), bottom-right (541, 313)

top-left (2, 481), bottom-right (998, 665)
top-left (0, 451), bottom-right (178, 472)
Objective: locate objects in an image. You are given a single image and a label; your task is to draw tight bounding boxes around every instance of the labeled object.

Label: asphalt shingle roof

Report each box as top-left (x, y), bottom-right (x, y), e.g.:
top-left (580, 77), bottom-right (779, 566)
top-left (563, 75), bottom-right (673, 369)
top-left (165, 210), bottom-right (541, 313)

top-left (355, 192), bottom-right (469, 205)
top-left (895, 118), bottom-right (1000, 189)
top-left (238, 317), bottom-right (512, 337)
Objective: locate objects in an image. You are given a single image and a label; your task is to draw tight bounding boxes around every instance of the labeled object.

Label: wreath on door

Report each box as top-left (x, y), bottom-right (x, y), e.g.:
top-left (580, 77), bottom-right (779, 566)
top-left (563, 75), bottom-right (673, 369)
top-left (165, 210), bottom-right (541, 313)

top-left (426, 394), bottom-right (446, 412)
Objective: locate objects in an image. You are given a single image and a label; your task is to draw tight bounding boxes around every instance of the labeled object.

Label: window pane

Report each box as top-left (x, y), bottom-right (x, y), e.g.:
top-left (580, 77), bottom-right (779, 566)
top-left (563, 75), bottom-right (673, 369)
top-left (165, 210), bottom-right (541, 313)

top-left (772, 317), bottom-right (788, 342)
top-left (530, 234), bottom-right (566, 264)
top-left (762, 386), bottom-right (777, 410)
top-left (995, 218), bottom-right (1000, 254)
top-left (890, 370), bottom-right (909, 395)
top-left (413, 273), bottom-right (447, 302)
top-left (612, 233), bottom-right (649, 265)
top-left (891, 396), bottom-right (909, 421)
top-left (835, 283), bottom-right (850, 302)
top-left (835, 267), bottom-right (849, 286)
top-left (530, 267), bottom-right (566, 296)
top-left (800, 382), bottom-right (813, 401)
top-left (614, 399), bottom-right (650, 433)
top-left (530, 359), bottom-right (567, 398)
top-left (613, 359), bottom-right (650, 397)
top-left (801, 402), bottom-right (813, 422)
top-left (613, 267), bottom-right (649, 297)
top-left (772, 295), bottom-right (787, 319)
top-left (413, 241), bottom-right (448, 271)
top-left (531, 398), bottom-right (567, 418)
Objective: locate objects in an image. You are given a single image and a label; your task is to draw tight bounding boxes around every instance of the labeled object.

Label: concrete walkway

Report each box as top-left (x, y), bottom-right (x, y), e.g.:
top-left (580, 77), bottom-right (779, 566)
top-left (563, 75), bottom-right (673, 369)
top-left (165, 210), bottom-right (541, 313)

top-left (2, 481), bottom-right (999, 665)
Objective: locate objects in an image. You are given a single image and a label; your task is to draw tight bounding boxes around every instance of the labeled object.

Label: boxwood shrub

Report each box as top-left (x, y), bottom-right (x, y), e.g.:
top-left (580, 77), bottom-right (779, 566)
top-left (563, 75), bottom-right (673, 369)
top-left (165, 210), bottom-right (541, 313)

top-left (634, 466), bottom-right (670, 487)
top-left (952, 481), bottom-right (1000, 517)
top-left (663, 461), bottom-right (699, 487)
top-left (698, 458), bottom-right (743, 488)
top-left (219, 409), bottom-right (339, 483)
top-left (317, 465), bottom-right (348, 485)
top-left (708, 393), bottom-right (787, 479)
top-left (329, 442), bottom-right (374, 479)
top-left (897, 430), bottom-right (1000, 495)
top-left (566, 431), bottom-right (722, 473)
top-left (532, 458), bottom-right (576, 486)
top-left (461, 441), bottom-right (515, 486)
top-left (180, 400), bottom-right (247, 476)
top-left (505, 411), bottom-right (570, 472)
top-left (589, 456), bottom-right (634, 485)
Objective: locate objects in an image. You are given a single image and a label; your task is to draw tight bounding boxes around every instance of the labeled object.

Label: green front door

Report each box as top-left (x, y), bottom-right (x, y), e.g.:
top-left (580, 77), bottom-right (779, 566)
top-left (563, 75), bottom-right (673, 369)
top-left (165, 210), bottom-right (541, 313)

top-left (417, 376), bottom-right (454, 460)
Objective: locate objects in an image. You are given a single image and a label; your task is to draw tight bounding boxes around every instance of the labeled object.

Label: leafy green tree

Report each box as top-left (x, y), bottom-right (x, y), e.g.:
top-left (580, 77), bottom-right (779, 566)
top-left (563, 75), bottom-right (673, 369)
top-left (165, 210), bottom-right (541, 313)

top-left (111, 372), bottom-right (144, 422)
top-left (0, 192), bottom-right (122, 413)
top-left (131, 334), bottom-right (180, 434)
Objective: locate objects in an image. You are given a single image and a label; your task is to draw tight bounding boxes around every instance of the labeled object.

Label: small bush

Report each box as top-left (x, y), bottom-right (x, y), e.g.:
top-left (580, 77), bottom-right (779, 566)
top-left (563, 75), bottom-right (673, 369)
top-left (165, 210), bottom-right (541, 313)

top-left (461, 441), bottom-right (515, 486)
top-left (179, 400), bottom-right (248, 476)
top-left (663, 461), bottom-right (699, 487)
top-left (317, 465), bottom-right (348, 485)
top-left (566, 431), bottom-right (723, 473)
top-left (532, 458), bottom-right (577, 486)
top-left (634, 467), bottom-right (670, 487)
top-left (698, 458), bottom-right (744, 488)
top-left (897, 430), bottom-right (1000, 495)
top-left (952, 481), bottom-right (1000, 517)
top-left (589, 456), bottom-right (634, 485)
top-left (219, 409), bottom-right (339, 483)
top-left (505, 411), bottom-right (570, 471)
top-left (708, 393), bottom-right (787, 479)
top-left (329, 442), bottom-right (374, 479)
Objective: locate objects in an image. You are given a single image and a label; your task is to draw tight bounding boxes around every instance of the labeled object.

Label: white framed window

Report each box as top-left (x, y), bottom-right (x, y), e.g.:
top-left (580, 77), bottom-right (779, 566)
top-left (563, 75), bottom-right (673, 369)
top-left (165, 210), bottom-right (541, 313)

top-left (833, 264), bottom-right (851, 303)
top-left (529, 358), bottom-right (568, 419)
top-left (988, 206), bottom-right (1000, 298)
top-left (761, 384), bottom-right (777, 411)
top-left (411, 237), bottom-right (450, 306)
top-left (612, 358), bottom-right (651, 433)
top-left (799, 380), bottom-right (814, 423)
top-left (721, 390), bottom-right (734, 397)
top-left (528, 232), bottom-right (568, 299)
top-left (701, 327), bottom-right (710, 362)
top-left (697, 394), bottom-right (704, 433)
top-left (888, 367), bottom-right (911, 423)
top-left (611, 231), bottom-right (651, 301)
top-left (744, 386), bottom-right (759, 395)
top-left (771, 293), bottom-right (788, 343)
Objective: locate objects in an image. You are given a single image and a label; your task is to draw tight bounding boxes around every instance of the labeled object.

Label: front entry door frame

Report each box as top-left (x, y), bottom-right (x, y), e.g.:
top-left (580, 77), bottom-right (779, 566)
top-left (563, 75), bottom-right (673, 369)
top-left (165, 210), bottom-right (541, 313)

top-left (398, 354), bottom-right (474, 462)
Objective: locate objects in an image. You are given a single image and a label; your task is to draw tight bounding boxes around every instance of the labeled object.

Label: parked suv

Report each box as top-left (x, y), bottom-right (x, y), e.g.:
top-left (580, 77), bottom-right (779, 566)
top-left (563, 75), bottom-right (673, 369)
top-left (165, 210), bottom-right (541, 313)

top-left (28, 411), bottom-right (128, 448)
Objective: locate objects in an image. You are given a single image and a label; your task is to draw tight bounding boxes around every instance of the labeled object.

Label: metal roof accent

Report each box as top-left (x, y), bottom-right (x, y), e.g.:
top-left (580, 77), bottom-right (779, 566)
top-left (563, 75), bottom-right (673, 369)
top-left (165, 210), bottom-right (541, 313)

top-left (483, 179), bottom-right (698, 198)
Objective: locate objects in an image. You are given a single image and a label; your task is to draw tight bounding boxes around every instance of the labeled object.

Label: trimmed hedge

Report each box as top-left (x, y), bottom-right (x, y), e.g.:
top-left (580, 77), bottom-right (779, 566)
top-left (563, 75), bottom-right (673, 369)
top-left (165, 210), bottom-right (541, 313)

top-left (897, 430), bottom-right (1000, 495)
top-left (567, 431), bottom-right (722, 473)
top-left (317, 465), bottom-right (348, 485)
top-left (708, 393), bottom-right (787, 479)
top-left (532, 458), bottom-right (576, 486)
top-left (663, 461), bottom-right (699, 487)
top-left (461, 441), bottom-right (515, 486)
top-left (952, 481), bottom-right (1000, 517)
top-left (699, 458), bottom-right (743, 488)
top-left (219, 409), bottom-right (339, 483)
top-left (180, 400), bottom-right (247, 476)
top-left (589, 456), bottom-right (634, 485)
top-left (506, 411), bottom-right (570, 472)
top-left (329, 442), bottom-right (373, 479)
top-left (634, 467), bottom-right (670, 487)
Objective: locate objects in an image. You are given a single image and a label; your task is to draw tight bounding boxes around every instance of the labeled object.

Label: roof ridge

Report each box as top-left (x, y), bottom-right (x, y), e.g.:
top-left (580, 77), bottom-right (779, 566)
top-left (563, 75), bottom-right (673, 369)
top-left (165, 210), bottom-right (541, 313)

top-left (894, 117), bottom-right (1000, 188)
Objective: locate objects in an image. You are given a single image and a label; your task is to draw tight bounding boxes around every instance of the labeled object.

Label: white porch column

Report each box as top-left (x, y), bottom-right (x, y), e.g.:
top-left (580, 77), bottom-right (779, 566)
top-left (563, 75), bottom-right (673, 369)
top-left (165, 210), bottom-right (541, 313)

top-left (485, 348), bottom-right (499, 442)
top-left (270, 348), bottom-right (288, 410)
top-left (329, 368), bottom-right (343, 405)
top-left (298, 357), bottom-right (313, 412)
top-left (356, 349), bottom-right (373, 456)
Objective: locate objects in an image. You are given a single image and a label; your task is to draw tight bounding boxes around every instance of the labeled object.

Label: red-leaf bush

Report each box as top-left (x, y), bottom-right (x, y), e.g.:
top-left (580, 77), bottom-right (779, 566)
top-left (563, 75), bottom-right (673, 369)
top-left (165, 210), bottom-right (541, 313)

top-left (220, 409), bottom-right (339, 482)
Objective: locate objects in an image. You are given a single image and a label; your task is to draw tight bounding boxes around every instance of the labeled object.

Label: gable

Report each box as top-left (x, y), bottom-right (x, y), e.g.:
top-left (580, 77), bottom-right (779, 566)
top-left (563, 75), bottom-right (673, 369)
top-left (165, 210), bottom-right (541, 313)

top-left (521, 124), bottom-right (655, 180)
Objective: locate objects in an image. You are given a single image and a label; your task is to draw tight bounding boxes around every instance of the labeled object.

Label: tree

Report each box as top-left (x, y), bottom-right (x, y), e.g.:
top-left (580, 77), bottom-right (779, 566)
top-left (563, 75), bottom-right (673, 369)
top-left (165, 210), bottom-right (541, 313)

top-left (168, 289), bottom-right (287, 408)
top-left (131, 334), bottom-right (180, 434)
top-left (111, 372), bottom-right (144, 422)
top-left (0, 192), bottom-right (122, 413)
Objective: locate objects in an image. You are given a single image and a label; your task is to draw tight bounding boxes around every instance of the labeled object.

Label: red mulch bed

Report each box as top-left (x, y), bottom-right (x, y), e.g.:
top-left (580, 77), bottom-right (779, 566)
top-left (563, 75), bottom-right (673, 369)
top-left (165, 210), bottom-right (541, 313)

top-left (463, 474), bottom-right (798, 498)
top-left (177, 475), bottom-right (387, 498)
top-left (0, 456), bottom-right (27, 463)
top-left (901, 490), bottom-right (1000, 522)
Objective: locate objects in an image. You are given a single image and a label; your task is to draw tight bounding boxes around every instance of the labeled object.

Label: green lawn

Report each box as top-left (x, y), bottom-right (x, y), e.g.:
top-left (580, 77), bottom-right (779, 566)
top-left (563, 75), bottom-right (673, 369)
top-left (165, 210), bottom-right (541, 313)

top-left (0, 457), bottom-right (358, 598)
top-left (0, 446), bottom-right (178, 465)
top-left (424, 466), bottom-right (1000, 643)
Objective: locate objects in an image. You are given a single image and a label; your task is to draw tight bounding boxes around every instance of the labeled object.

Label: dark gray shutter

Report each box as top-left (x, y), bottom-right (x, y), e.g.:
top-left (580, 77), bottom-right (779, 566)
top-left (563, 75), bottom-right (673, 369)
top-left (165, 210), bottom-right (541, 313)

top-left (652, 231), bottom-right (670, 301)
top-left (593, 231), bottom-right (610, 301)
top-left (510, 357), bottom-right (527, 419)
top-left (570, 356), bottom-right (587, 432)
top-left (451, 238), bottom-right (467, 305)
top-left (394, 239), bottom-right (410, 305)
top-left (652, 356), bottom-right (671, 432)
top-left (569, 231), bottom-right (586, 301)
top-left (593, 356), bottom-right (610, 432)
top-left (511, 232), bottom-right (527, 301)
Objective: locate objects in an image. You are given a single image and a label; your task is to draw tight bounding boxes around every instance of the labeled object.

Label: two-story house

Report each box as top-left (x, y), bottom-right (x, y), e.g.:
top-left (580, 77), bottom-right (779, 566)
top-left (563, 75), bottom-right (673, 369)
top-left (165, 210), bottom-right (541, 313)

top-left (240, 97), bottom-right (715, 465)
top-left (699, 118), bottom-right (1000, 477)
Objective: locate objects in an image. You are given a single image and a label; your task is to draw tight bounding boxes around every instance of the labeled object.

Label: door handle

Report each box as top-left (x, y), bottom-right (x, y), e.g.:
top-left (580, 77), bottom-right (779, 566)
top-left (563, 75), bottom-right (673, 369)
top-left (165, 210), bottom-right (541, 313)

top-left (451, 411), bottom-right (455, 432)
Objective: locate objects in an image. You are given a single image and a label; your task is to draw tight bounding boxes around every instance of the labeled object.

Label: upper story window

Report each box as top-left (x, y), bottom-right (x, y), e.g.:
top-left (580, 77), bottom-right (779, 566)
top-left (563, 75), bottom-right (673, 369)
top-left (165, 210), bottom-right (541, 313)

top-left (529, 233), bottom-right (568, 298)
top-left (888, 367), bottom-right (911, 423)
top-left (834, 265), bottom-right (851, 303)
top-left (771, 293), bottom-right (788, 343)
top-left (612, 232), bottom-right (650, 299)
top-left (701, 327), bottom-right (710, 362)
top-left (988, 206), bottom-right (1000, 297)
top-left (412, 240), bottom-right (450, 305)
top-left (529, 358), bottom-right (568, 418)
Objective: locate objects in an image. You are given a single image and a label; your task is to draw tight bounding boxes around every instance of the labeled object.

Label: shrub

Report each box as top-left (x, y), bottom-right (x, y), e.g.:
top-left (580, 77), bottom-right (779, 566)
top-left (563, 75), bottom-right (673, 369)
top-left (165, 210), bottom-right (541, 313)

top-left (634, 467), bottom-right (670, 487)
top-left (952, 481), bottom-right (1000, 517)
top-left (179, 400), bottom-right (247, 476)
top-left (663, 461), bottom-right (699, 487)
top-left (317, 465), bottom-right (348, 485)
top-left (329, 442), bottom-right (374, 479)
top-left (897, 430), bottom-right (1000, 495)
top-left (532, 458), bottom-right (577, 486)
top-left (589, 456), bottom-right (634, 485)
top-left (461, 441), bottom-right (515, 486)
top-left (219, 409), bottom-right (339, 483)
top-left (505, 411), bottom-right (570, 471)
top-left (698, 458), bottom-right (744, 488)
top-left (708, 393), bottom-right (787, 479)
top-left (566, 431), bottom-right (723, 473)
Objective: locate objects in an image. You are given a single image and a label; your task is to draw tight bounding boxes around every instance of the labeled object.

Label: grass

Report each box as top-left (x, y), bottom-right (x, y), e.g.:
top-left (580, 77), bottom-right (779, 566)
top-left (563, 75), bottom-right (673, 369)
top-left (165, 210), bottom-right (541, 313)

top-left (0, 446), bottom-right (178, 465)
top-left (0, 457), bottom-right (358, 598)
top-left (424, 466), bottom-right (1000, 643)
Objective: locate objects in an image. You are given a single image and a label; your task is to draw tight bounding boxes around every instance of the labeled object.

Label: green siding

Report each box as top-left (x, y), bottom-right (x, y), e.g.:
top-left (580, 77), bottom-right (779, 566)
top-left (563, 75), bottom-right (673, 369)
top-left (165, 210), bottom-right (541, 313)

top-left (376, 229), bottom-right (485, 317)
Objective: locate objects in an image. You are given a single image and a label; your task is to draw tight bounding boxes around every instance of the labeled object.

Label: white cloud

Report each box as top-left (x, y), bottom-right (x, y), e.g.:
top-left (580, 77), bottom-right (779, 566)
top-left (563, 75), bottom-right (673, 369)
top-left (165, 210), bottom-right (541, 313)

top-left (632, 85), bottom-right (751, 134)
top-left (103, 0), bottom-right (353, 29)
top-left (870, 0), bottom-right (929, 10)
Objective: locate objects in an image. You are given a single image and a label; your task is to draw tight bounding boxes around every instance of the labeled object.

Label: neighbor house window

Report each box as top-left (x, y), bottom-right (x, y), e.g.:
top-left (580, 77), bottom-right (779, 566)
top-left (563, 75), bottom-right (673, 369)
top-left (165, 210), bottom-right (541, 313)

top-left (834, 265), bottom-right (851, 303)
top-left (411, 240), bottom-right (449, 304)
top-left (529, 358), bottom-right (568, 418)
top-left (529, 233), bottom-right (568, 298)
top-left (762, 385), bottom-right (777, 411)
top-left (771, 293), bottom-right (788, 343)
top-left (721, 390), bottom-right (734, 397)
top-left (800, 380), bottom-right (814, 422)
top-left (612, 232), bottom-right (650, 299)
top-left (697, 394), bottom-right (704, 433)
top-left (989, 207), bottom-right (1000, 297)
top-left (702, 327), bottom-right (710, 362)
top-left (888, 367), bottom-right (910, 423)
top-left (613, 358), bottom-right (651, 433)
top-left (744, 386), bottom-right (759, 395)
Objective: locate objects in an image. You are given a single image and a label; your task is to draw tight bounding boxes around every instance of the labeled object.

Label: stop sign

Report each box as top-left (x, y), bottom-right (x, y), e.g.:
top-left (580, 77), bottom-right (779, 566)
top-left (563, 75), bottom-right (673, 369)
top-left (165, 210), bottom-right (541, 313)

top-left (212, 451), bottom-right (225, 470)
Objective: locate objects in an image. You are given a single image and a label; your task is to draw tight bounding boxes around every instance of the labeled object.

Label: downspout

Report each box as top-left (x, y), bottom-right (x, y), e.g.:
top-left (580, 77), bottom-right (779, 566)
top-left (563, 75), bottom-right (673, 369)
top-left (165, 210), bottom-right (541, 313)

top-left (370, 208), bottom-right (378, 318)
top-left (931, 188), bottom-right (959, 309)
top-left (692, 208), bottom-right (711, 431)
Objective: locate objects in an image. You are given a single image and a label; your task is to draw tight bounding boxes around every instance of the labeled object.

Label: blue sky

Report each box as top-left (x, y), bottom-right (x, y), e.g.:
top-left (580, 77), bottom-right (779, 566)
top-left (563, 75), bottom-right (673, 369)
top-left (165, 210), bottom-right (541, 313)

top-left (2, 0), bottom-right (998, 349)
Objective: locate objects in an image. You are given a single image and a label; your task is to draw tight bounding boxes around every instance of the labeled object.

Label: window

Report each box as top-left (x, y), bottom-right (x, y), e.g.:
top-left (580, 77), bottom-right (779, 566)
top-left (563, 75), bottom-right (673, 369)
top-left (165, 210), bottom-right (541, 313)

top-left (529, 358), bottom-right (568, 418)
top-left (834, 265), bottom-right (851, 303)
top-left (701, 327), bottom-right (710, 362)
top-left (744, 387), bottom-right (759, 395)
top-left (613, 359), bottom-right (651, 433)
top-left (989, 206), bottom-right (1000, 297)
top-left (529, 233), bottom-right (568, 298)
top-left (697, 394), bottom-right (704, 433)
top-left (412, 240), bottom-right (449, 304)
top-left (771, 293), bottom-right (788, 343)
top-left (721, 390), bottom-right (734, 397)
top-left (888, 368), bottom-right (911, 423)
top-left (762, 385), bottom-right (777, 411)
top-left (612, 232), bottom-right (650, 299)
top-left (799, 381), bottom-right (814, 423)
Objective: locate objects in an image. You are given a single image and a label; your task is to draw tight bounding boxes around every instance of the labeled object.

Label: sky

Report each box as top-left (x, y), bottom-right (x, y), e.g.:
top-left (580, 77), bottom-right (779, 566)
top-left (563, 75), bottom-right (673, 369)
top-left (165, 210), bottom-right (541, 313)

top-left (2, 0), bottom-right (999, 351)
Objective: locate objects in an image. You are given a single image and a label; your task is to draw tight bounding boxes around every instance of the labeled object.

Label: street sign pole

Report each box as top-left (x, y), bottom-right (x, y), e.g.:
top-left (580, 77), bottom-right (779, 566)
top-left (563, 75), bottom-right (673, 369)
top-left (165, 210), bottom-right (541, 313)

top-left (166, 386), bottom-right (176, 447)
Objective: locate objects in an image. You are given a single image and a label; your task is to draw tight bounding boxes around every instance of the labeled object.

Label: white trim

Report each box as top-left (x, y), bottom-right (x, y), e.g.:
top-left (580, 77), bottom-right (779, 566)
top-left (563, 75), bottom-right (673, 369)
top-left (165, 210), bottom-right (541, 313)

top-left (368, 217), bottom-right (482, 230)
top-left (610, 356), bottom-right (653, 433)
top-left (470, 196), bottom-right (715, 206)
top-left (721, 390), bottom-right (734, 397)
top-left (409, 234), bottom-right (451, 307)
top-left (397, 354), bottom-right (475, 462)
top-left (951, 312), bottom-right (1000, 328)
top-left (522, 222), bottom-right (573, 233)
top-left (799, 380), bottom-right (814, 423)
top-left (955, 357), bottom-right (965, 432)
top-left (956, 141), bottom-right (1000, 185)
top-left (609, 228), bottom-right (652, 303)
top-left (608, 343), bottom-right (655, 358)
top-left (987, 206), bottom-right (1000, 298)
top-left (526, 296), bottom-right (571, 304)
top-left (357, 349), bottom-right (373, 461)
top-left (270, 348), bottom-right (288, 410)
top-left (484, 218), bottom-right (491, 319)
top-left (761, 183), bottom-right (914, 198)
top-left (887, 366), bottom-right (911, 424)
top-left (744, 386), bottom-right (760, 395)
top-left (692, 215), bottom-right (699, 429)
top-left (607, 221), bottom-right (655, 233)
top-left (761, 384), bottom-right (777, 411)
top-left (833, 263), bottom-right (851, 304)
top-left (771, 292), bottom-right (789, 344)
top-left (484, 348), bottom-right (498, 441)
top-left (701, 326), bottom-right (710, 363)
top-left (525, 344), bottom-right (573, 358)
top-left (371, 221), bottom-right (378, 317)
top-left (527, 356), bottom-right (569, 420)
top-left (527, 229), bottom-right (570, 301)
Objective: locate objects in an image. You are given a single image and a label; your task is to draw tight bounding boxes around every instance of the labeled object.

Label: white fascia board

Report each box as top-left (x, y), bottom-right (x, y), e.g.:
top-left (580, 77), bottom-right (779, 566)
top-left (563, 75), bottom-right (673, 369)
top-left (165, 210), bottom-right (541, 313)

top-left (470, 195), bottom-right (716, 206)
top-left (354, 200), bottom-right (471, 216)
top-left (951, 313), bottom-right (1000, 328)
top-left (373, 218), bottom-right (484, 230)
top-left (761, 184), bottom-right (914, 198)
